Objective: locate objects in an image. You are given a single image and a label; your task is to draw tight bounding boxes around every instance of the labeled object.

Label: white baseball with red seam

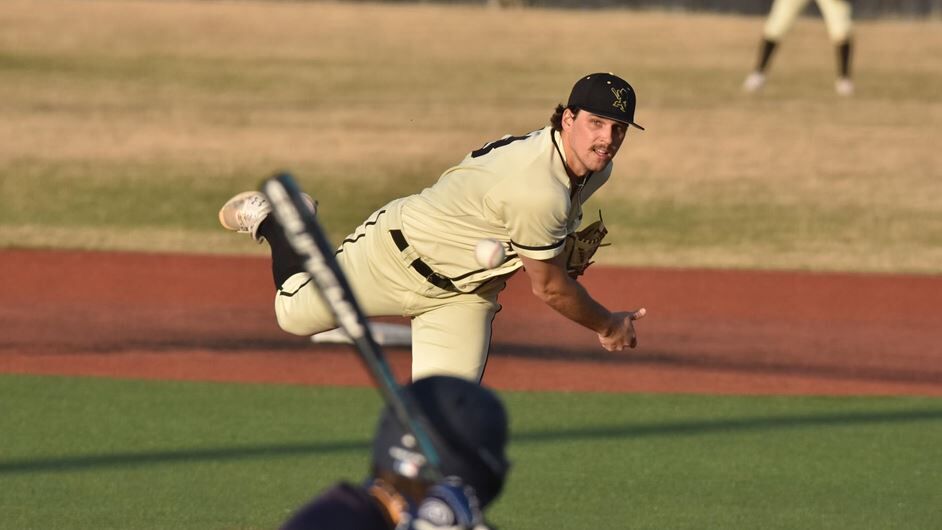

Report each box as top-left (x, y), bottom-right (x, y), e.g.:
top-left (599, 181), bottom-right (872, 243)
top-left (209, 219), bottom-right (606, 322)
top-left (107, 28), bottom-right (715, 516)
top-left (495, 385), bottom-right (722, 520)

top-left (474, 239), bottom-right (505, 269)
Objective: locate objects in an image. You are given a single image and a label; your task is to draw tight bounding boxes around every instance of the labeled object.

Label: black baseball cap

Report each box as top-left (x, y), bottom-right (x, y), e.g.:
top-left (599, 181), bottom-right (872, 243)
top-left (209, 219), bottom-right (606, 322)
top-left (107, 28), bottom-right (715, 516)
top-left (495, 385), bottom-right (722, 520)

top-left (567, 72), bottom-right (644, 130)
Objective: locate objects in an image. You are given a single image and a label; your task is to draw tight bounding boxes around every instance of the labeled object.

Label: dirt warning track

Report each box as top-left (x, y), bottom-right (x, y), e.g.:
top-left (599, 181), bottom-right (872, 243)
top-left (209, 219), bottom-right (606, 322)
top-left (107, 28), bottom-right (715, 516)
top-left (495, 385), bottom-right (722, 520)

top-left (1, 249), bottom-right (940, 396)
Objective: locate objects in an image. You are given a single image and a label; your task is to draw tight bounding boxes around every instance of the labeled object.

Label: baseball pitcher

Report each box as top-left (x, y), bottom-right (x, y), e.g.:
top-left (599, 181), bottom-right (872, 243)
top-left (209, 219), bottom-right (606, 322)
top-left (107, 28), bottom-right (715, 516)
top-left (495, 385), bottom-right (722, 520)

top-left (220, 73), bottom-right (648, 382)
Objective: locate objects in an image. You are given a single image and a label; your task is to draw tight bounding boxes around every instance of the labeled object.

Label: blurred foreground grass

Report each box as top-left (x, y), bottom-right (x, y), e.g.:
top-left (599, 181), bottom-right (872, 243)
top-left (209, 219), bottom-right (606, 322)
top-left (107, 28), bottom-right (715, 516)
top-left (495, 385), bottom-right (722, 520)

top-left (1, 0), bottom-right (940, 272)
top-left (3, 375), bottom-right (941, 529)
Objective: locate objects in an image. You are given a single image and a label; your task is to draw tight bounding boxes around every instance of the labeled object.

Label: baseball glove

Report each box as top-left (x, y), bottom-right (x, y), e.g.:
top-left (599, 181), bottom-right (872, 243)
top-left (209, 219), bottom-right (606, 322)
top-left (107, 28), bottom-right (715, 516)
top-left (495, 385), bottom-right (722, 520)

top-left (563, 211), bottom-right (609, 278)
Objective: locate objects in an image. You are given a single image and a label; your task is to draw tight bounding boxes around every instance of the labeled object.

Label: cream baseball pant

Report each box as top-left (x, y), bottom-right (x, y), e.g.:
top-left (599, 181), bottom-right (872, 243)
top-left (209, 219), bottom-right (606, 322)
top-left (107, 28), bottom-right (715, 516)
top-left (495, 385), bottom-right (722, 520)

top-left (273, 201), bottom-right (504, 382)
top-left (764, 0), bottom-right (852, 42)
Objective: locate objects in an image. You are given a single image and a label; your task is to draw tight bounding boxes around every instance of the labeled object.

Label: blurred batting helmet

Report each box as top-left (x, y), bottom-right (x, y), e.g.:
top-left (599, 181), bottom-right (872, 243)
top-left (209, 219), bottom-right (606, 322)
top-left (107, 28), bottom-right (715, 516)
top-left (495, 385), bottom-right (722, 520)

top-left (371, 375), bottom-right (511, 508)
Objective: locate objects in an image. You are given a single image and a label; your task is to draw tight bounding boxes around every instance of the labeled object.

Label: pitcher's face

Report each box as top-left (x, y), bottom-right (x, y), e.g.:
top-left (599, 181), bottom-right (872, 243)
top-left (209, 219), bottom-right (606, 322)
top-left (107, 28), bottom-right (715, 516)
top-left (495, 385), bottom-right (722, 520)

top-left (561, 109), bottom-right (627, 177)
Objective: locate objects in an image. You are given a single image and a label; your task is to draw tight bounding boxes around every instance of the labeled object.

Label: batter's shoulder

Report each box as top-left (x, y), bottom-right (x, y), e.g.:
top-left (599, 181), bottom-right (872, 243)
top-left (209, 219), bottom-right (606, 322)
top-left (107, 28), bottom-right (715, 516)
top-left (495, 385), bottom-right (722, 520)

top-left (280, 482), bottom-right (390, 530)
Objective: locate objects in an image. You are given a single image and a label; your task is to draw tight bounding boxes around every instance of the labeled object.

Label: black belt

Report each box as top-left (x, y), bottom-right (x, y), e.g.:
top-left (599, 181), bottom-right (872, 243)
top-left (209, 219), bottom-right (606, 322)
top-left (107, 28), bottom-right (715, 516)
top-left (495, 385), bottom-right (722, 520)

top-left (390, 230), bottom-right (460, 293)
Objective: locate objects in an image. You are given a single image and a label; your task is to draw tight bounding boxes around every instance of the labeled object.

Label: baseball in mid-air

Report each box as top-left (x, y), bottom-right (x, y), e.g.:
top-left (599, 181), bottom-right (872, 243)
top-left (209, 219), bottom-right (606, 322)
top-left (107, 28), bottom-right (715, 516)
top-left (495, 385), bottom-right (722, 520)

top-left (474, 238), bottom-right (505, 269)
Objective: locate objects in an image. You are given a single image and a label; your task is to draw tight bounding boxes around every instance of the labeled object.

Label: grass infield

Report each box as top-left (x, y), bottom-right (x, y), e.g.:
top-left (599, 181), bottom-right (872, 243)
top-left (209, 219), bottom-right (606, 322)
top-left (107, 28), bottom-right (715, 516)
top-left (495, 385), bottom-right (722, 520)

top-left (2, 375), bottom-right (941, 529)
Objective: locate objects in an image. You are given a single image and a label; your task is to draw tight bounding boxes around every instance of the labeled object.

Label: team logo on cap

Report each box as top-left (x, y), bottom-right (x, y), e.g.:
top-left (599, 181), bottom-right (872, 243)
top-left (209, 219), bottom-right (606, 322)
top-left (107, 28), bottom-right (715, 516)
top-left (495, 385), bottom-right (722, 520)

top-left (611, 87), bottom-right (630, 113)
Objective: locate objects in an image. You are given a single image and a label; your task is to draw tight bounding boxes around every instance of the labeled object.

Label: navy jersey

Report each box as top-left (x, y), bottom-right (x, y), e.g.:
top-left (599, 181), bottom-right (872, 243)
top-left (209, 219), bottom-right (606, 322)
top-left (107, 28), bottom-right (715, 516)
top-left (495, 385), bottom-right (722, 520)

top-left (280, 482), bottom-right (393, 530)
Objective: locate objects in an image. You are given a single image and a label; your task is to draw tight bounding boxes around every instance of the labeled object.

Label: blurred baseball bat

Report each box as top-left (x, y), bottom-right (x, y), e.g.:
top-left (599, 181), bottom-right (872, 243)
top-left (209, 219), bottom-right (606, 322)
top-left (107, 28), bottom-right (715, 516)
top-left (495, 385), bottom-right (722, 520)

top-left (261, 171), bottom-right (442, 481)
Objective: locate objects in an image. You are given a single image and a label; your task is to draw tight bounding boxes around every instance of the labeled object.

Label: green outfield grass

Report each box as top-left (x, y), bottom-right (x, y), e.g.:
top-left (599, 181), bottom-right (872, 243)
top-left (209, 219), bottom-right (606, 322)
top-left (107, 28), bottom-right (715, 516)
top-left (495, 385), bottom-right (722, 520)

top-left (1, 0), bottom-right (940, 273)
top-left (2, 375), bottom-right (940, 529)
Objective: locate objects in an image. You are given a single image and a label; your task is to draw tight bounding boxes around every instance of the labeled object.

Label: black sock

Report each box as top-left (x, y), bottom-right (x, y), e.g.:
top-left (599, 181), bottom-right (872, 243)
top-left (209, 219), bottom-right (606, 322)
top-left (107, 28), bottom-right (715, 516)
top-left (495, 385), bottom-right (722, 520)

top-left (837, 39), bottom-right (853, 78)
top-left (257, 217), bottom-right (306, 289)
top-left (757, 38), bottom-right (777, 73)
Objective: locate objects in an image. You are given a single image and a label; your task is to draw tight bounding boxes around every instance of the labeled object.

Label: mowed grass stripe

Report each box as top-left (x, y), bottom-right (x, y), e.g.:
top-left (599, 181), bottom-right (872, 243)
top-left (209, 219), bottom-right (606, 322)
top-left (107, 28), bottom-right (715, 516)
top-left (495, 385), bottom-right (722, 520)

top-left (2, 374), bottom-right (940, 529)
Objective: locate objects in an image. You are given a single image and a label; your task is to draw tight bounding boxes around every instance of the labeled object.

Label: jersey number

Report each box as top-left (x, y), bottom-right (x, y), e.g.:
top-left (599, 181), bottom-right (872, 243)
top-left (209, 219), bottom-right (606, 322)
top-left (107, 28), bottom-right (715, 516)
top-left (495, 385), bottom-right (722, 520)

top-left (471, 134), bottom-right (530, 158)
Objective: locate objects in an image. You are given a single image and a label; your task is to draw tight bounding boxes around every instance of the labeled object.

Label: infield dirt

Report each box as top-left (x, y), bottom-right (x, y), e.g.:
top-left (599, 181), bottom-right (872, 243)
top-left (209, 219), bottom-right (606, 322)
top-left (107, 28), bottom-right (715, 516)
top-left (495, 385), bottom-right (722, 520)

top-left (1, 249), bottom-right (939, 396)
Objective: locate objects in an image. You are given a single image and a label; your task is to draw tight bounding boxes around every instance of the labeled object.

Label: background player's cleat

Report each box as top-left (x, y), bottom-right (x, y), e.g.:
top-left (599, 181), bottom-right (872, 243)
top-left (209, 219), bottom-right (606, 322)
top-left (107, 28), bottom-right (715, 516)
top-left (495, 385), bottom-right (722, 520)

top-left (835, 77), bottom-right (855, 97)
top-left (219, 190), bottom-right (316, 242)
top-left (742, 71), bottom-right (766, 93)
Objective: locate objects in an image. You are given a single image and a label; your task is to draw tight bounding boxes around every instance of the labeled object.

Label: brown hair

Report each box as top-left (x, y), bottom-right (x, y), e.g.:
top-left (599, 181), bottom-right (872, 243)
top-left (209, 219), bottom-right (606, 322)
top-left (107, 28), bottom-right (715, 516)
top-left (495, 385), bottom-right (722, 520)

top-left (550, 104), bottom-right (581, 131)
top-left (550, 104), bottom-right (564, 131)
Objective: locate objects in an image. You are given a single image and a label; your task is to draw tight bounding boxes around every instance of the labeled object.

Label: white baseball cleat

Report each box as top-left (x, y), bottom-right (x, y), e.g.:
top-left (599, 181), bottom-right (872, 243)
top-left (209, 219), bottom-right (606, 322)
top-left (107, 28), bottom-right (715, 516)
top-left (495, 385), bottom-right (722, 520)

top-left (742, 71), bottom-right (766, 93)
top-left (835, 77), bottom-right (855, 97)
top-left (219, 190), bottom-right (316, 242)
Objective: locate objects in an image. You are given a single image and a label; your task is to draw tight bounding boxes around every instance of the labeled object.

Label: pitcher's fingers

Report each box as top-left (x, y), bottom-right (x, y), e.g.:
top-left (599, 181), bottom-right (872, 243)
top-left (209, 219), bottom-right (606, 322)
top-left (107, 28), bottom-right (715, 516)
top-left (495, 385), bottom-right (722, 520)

top-left (632, 307), bottom-right (647, 320)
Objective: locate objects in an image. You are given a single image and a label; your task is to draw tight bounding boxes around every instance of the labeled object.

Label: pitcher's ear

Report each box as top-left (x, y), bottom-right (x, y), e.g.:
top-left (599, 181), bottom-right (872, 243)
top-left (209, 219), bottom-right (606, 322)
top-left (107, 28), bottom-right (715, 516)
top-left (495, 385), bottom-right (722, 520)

top-left (562, 108), bottom-right (576, 128)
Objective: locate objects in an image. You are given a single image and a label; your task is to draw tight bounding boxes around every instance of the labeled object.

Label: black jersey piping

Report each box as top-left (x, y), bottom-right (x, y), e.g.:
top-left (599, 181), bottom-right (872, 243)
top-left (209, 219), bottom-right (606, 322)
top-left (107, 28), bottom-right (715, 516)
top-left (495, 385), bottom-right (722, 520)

top-left (550, 128), bottom-right (594, 200)
top-left (277, 276), bottom-right (312, 297)
top-left (336, 209), bottom-right (387, 252)
top-left (510, 239), bottom-right (565, 251)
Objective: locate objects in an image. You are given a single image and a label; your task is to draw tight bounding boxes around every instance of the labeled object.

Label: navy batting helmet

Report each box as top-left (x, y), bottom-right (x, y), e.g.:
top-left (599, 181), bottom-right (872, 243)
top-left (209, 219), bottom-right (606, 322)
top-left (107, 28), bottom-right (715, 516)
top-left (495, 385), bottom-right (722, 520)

top-left (371, 376), bottom-right (510, 508)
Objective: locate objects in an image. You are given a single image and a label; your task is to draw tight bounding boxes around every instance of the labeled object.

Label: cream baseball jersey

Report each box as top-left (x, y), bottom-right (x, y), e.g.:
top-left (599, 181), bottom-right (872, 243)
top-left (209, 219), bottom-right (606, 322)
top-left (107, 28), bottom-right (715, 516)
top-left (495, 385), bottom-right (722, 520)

top-left (398, 126), bottom-right (611, 292)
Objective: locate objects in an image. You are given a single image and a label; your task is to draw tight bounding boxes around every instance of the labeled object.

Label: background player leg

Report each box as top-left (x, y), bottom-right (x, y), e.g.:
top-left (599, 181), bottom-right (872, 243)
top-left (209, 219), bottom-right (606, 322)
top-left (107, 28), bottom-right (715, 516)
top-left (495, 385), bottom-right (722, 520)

top-left (834, 39), bottom-right (854, 95)
top-left (817, 0), bottom-right (855, 95)
top-left (743, 0), bottom-right (810, 92)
